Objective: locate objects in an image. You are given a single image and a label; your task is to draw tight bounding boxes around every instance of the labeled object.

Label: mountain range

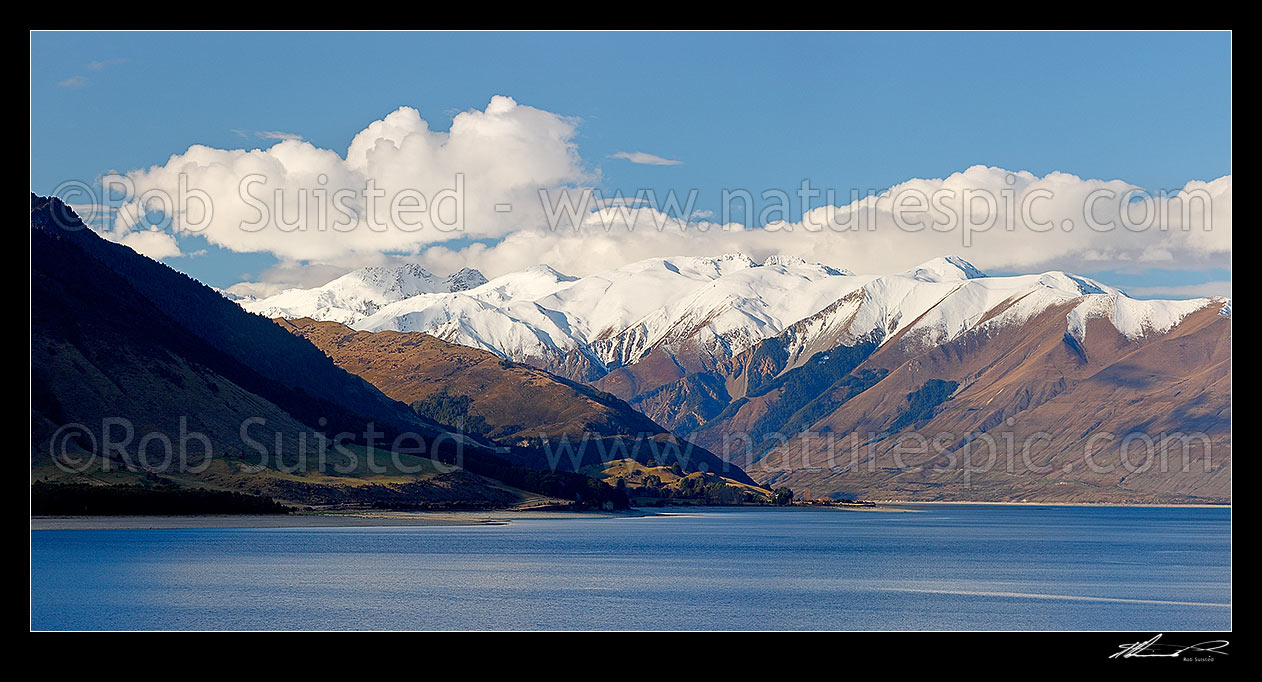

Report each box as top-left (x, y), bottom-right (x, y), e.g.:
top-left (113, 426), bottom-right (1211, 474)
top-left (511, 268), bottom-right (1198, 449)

top-left (28, 191), bottom-right (1227, 507)
top-left (242, 252), bottom-right (1232, 503)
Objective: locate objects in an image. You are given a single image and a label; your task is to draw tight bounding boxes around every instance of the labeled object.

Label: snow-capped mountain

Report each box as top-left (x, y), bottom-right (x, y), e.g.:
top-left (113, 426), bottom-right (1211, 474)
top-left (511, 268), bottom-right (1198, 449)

top-left (242, 254), bottom-right (867, 374)
top-left (445, 267), bottom-right (490, 292)
top-left (241, 263), bottom-right (487, 326)
top-left (236, 253), bottom-right (1231, 504)
top-left (239, 254), bottom-right (1229, 385)
top-left (758, 265), bottom-right (1221, 380)
top-left (903, 255), bottom-right (987, 282)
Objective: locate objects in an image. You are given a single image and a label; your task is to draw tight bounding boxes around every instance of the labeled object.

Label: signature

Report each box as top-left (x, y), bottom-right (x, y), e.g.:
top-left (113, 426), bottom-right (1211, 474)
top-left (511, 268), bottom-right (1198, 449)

top-left (1110, 634), bottom-right (1229, 659)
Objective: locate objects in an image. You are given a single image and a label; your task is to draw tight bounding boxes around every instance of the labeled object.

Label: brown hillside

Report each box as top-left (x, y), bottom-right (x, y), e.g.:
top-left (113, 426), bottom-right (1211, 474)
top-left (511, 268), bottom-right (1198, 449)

top-left (278, 319), bottom-right (757, 485)
top-left (278, 318), bottom-right (667, 443)
top-left (754, 304), bottom-right (1231, 504)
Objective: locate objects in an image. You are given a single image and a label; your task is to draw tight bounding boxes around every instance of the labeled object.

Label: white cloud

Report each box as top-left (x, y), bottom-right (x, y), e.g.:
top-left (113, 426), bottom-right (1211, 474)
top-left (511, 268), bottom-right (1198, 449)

top-left (115, 227), bottom-right (183, 260)
top-left (97, 98), bottom-right (1229, 292)
top-left (57, 76), bottom-right (87, 88)
top-left (396, 167), bottom-right (1232, 281)
top-left (111, 96), bottom-right (589, 262)
top-left (222, 165), bottom-right (1231, 293)
top-left (610, 151), bottom-right (683, 166)
top-left (225, 261), bottom-right (356, 299)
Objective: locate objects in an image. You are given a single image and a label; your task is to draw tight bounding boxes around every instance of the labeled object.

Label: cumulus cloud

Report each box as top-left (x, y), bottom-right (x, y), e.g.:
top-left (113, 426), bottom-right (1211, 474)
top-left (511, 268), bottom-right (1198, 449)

top-left (609, 151), bottom-right (683, 166)
top-left (782, 166), bottom-right (1232, 274)
top-left (108, 95), bottom-right (589, 262)
top-left (220, 165), bottom-right (1232, 291)
top-left (84, 206), bottom-right (185, 260)
top-left (224, 260), bottom-right (363, 299)
top-left (396, 167), bottom-right (1232, 280)
top-left (114, 227), bottom-right (183, 260)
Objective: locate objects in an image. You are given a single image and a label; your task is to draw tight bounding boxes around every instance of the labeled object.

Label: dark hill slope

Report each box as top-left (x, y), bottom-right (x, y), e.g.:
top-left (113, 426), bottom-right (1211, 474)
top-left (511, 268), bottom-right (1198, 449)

top-left (31, 194), bottom-right (422, 434)
top-left (30, 196), bottom-right (627, 508)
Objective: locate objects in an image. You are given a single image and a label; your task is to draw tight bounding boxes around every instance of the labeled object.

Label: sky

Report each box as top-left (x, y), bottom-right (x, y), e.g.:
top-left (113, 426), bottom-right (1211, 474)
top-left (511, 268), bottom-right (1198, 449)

top-left (30, 31), bottom-right (1231, 299)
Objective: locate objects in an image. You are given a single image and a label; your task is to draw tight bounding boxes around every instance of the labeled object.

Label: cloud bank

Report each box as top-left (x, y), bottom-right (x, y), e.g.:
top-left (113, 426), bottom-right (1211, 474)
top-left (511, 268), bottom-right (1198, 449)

top-left (95, 96), bottom-right (1230, 292)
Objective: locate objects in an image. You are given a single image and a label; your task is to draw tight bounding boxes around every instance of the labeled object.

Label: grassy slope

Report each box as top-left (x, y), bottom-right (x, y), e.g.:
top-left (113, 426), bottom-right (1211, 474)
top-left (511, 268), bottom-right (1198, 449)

top-left (279, 318), bottom-right (756, 484)
top-left (582, 459), bottom-right (771, 503)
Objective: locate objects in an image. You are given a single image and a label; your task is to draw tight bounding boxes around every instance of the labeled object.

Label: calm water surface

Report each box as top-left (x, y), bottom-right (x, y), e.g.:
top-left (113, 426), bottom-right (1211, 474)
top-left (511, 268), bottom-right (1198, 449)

top-left (30, 505), bottom-right (1231, 630)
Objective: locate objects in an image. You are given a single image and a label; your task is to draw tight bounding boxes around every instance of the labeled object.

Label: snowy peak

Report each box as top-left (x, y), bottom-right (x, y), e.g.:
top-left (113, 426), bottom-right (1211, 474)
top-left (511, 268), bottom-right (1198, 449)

top-left (519, 264), bottom-right (576, 281)
top-left (762, 254), bottom-right (852, 276)
top-left (905, 256), bottom-right (986, 282)
top-left (1065, 294), bottom-right (1216, 343)
top-left (343, 263), bottom-right (446, 297)
top-left (762, 254), bottom-right (808, 268)
top-left (445, 267), bottom-right (488, 292)
top-left (1035, 271), bottom-right (1112, 296)
top-left (701, 252), bottom-right (759, 268)
top-left (670, 252), bottom-right (759, 276)
top-left (768, 264), bottom-right (1222, 371)
top-left (465, 264), bottom-right (579, 305)
top-left (242, 262), bottom-right (482, 326)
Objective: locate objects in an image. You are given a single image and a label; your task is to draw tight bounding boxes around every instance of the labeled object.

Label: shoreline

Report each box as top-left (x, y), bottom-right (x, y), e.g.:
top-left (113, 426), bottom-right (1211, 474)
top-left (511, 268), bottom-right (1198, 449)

top-left (872, 500), bottom-right (1230, 509)
top-left (29, 509), bottom-right (658, 531)
top-left (30, 500), bottom-right (1230, 530)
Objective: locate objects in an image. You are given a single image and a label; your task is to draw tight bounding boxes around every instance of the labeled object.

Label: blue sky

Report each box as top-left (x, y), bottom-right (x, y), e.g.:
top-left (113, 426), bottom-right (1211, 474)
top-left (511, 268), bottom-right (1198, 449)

top-left (30, 31), bottom-right (1231, 296)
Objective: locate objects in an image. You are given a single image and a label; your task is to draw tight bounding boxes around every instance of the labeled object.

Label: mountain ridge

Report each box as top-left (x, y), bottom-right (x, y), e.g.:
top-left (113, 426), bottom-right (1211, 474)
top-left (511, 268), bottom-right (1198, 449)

top-left (240, 255), bottom-right (1226, 386)
top-left (238, 252), bottom-right (1230, 503)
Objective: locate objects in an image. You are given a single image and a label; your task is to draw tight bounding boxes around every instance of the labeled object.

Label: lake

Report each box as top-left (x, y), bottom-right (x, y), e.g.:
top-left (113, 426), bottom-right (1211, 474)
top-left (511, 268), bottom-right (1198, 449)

top-left (30, 504), bottom-right (1231, 630)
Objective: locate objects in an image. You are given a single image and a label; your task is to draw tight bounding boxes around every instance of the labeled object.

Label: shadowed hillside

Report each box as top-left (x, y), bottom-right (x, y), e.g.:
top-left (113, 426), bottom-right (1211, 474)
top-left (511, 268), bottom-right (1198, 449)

top-left (278, 318), bottom-right (757, 486)
top-left (30, 195), bottom-right (632, 510)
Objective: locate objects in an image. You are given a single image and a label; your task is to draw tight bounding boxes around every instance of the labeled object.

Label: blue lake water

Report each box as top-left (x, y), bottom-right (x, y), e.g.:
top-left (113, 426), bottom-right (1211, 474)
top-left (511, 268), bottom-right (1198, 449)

top-left (30, 505), bottom-right (1230, 630)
